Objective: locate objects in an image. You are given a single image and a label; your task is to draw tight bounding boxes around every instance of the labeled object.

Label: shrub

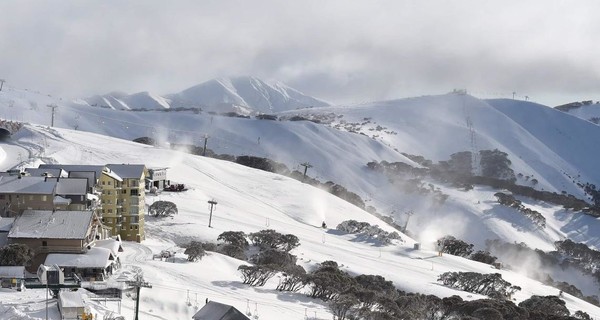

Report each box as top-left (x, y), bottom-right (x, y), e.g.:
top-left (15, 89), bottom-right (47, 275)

top-left (470, 250), bottom-right (498, 265)
top-left (148, 201), bottom-right (178, 217)
top-left (0, 243), bottom-right (33, 266)
top-left (238, 265), bottom-right (277, 286)
top-left (217, 244), bottom-right (247, 260)
top-left (276, 264), bottom-right (307, 292)
top-left (438, 272), bottom-right (521, 299)
top-left (248, 229), bottom-right (300, 252)
top-left (439, 236), bottom-right (474, 257)
top-left (184, 241), bottom-right (206, 262)
top-left (217, 231), bottom-right (249, 249)
top-left (518, 295), bottom-right (570, 318)
top-left (250, 248), bottom-right (297, 269)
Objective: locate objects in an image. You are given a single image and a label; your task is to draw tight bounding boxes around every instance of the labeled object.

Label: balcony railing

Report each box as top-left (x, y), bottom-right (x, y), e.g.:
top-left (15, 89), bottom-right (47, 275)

top-left (36, 246), bottom-right (88, 254)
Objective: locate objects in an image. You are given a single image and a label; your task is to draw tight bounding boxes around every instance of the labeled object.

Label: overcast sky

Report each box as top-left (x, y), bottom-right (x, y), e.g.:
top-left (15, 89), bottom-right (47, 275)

top-left (1, 0), bottom-right (599, 106)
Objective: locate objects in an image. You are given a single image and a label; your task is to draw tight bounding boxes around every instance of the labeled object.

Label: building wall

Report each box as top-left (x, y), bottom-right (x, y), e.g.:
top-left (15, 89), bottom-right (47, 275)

top-left (119, 174), bottom-right (146, 242)
top-left (10, 238), bottom-right (86, 254)
top-left (0, 194), bottom-right (55, 217)
top-left (98, 174), bottom-right (122, 237)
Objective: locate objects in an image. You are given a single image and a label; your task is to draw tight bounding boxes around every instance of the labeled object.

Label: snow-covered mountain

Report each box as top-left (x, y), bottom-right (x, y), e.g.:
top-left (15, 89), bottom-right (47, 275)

top-left (2, 85), bottom-right (600, 318)
top-left (2, 87), bottom-right (600, 250)
top-left (77, 76), bottom-right (329, 114)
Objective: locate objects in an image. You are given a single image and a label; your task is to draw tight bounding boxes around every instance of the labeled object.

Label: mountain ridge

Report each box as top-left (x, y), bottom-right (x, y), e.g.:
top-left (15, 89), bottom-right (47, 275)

top-left (77, 76), bottom-right (329, 114)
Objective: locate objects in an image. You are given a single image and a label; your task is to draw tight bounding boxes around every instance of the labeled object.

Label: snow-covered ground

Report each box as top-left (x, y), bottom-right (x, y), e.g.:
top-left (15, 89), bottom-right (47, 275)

top-left (1, 125), bottom-right (599, 319)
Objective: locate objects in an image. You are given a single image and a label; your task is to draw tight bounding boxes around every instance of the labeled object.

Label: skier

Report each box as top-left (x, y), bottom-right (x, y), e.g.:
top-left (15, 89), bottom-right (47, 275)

top-left (321, 221), bottom-right (327, 229)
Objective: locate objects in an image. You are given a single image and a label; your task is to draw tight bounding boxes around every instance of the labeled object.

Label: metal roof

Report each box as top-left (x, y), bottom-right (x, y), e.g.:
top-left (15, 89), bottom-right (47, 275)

top-left (106, 164), bottom-right (146, 179)
top-left (56, 178), bottom-right (88, 195)
top-left (8, 210), bottom-right (94, 240)
top-left (192, 301), bottom-right (250, 320)
top-left (24, 168), bottom-right (66, 178)
top-left (0, 176), bottom-right (56, 194)
top-left (38, 164), bottom-right (105, 181)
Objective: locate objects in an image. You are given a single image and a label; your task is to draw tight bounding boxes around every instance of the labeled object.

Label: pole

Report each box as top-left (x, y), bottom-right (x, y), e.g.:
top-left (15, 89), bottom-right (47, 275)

top-left (403, 210), bottom-right (414, 233)
top-left (202, 134), bottom-right (209, 156)
top-left (0, 79), bottom-right (5, 91)
top-left (300, 162), bottom-right (313, 181)
top-left (134, 285), bottom-right (141, 320)
top-left (208, 200), bottom-right (217, 227)
top-left (46, 282), bottom-right (48, 320)
top-left (47, 104), bottom-right (58, 127)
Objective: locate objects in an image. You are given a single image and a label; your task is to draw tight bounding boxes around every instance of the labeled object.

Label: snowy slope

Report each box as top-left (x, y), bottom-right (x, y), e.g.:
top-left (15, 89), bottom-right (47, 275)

top-left (554, 101), bottom-right (600, 125)
top-left (1, 88), bottom-right (599, 253)
top-left (283, 94), bottom-right (600, 198)
top-left (1, 125), bottom-right (600, 320)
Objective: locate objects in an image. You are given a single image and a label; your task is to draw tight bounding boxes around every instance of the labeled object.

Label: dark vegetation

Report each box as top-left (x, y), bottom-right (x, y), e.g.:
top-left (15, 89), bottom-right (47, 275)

top-left (191, 228), bottom-right (595, 319)
top-left (438, 271), bottom-right (521, 299)
top-left (486, 239), bottom-right (600, 306)
top-left (494, 192), bottom-right (546, 228)
top-left (437, 236), bottom-right (498, 266)
top-left (0, 243), bottom-right (33, 266)
top-left (336, 220), bottom-right (402, 245)
top-left (368, 149), bottom-right (600, 217)
top-left (148, 200), bottom-right (178, 217)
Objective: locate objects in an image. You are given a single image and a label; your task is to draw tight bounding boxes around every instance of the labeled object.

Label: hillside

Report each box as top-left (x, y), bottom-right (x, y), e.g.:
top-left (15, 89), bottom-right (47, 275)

top-left (1, 124), bottom-right (600, 319)
top-left (2, 88), bottom-right (600, 252)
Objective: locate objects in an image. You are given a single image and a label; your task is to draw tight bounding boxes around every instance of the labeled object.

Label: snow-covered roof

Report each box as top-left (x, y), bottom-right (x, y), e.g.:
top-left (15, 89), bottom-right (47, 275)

top-left (38, 164), bottom-right (105, 180)
top-left (53, 195), bottom-right (72, 205)
top-left (92, 238), bottom-right (123, 257)
top-left (59, 289), bottom-right (86, 308)
top-left (0, 266), bottom-right (25, 278)
top-left (0, 217), bottom-right (14, 232)
top-left (192, 301), bottom-right (250, 320)
top-left (24, 168), bottom-right (66, 178)
top-left (46, 247), bottom-right (114, 269)
top-left (0, 176), bottom-right (56, 194)
top-left (8, 210), bottom-right (93, 240)
top-left (106, 164), bottom-right (145, 179)
top-left (102, 169), bottom-right (123, 182)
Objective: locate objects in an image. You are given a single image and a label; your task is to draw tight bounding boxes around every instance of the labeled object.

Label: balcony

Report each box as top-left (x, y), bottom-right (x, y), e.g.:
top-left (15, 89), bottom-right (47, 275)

top-left (37, 246), bottom-right (87, 254)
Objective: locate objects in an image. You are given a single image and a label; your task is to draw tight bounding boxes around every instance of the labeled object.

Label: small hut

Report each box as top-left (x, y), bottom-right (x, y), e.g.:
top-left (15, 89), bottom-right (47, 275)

top-left (58, 289), bottom-right (89, 320)
top-left (192, 301), bottom-right (250, 320)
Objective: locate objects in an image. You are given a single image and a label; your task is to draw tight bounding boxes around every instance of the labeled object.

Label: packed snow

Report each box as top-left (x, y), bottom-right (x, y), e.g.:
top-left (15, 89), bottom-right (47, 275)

top-left (0, 124), bottom-right (599, 319)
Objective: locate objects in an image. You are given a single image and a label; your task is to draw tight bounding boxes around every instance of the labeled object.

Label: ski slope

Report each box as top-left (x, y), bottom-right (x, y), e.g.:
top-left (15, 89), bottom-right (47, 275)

top-left (0, 125), bottom-right (599, 319)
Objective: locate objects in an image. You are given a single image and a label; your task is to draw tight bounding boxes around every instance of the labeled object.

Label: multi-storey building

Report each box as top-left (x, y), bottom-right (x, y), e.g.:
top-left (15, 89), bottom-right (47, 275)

top-left (106, 164), bottom-right (147, 242)
top-left (37, 164), bottom-right (147, 242)
top-left (0, 173), bottom-right (91, 217)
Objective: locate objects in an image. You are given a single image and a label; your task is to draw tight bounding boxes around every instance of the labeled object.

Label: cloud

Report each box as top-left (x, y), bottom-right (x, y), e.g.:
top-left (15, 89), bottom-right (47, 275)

top-left (1, 0), bottom-right (599, 106)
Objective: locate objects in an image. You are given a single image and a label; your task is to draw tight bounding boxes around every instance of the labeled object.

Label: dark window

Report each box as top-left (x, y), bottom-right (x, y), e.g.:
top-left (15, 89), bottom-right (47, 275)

top-left (42, 241), bottom-right (47, 246)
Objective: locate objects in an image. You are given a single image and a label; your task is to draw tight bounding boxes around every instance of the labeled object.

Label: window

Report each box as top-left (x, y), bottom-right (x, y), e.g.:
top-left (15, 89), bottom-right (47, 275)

top-left (108, 181), bottom-right (112, 185)
top-left (0, 195), bottom-right (5, 200)
top-left (121, 225), bottom-right (126, 230)
top-left (134, 225), bottom-right (138, 230)
top-left (29, 195), bottom-right (34, 200)
top-left (42, 241), bottom-right (47, 247)
top-left (122, 190), bottom-right (127, 194)
top-left (41, 195), bottom-right (47, 201)
top-left (102, 181), bottom-right (105, 185)
top-left (130, 190), bottom-right (139, 196)
top-left (107, 191), bottom-right (111, 195)
top-left (108, 209), bottom-right (112, 213)
top-left (130, 226), bottom-right (133, 230)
